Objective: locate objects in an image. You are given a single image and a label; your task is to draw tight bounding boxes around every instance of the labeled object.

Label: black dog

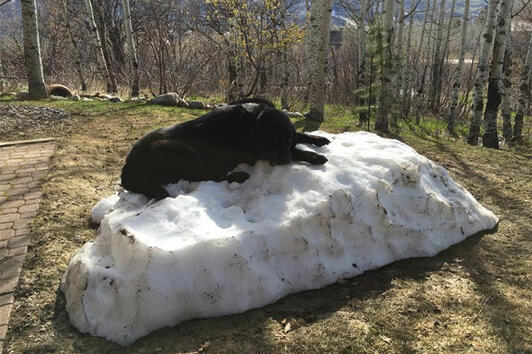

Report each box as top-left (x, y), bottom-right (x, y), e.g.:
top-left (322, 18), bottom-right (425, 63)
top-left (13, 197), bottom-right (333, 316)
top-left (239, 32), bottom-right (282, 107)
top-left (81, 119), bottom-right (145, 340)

top-left (121, 98), bottom-right (330, 199)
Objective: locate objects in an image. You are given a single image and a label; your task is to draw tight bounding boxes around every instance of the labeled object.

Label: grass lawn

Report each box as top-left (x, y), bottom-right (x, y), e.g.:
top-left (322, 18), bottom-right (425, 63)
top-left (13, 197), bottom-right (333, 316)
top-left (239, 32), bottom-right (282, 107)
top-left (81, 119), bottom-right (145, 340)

top-left (1, 98), bottom-right (530, 353)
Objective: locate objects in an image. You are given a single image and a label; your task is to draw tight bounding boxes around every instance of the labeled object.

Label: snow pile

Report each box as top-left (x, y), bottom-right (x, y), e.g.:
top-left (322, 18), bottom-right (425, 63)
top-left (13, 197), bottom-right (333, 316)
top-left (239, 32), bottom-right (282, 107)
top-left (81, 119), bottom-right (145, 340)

top-left (62, 132), bottom-right (498, 345)
top-left (90, 195), bottom-right (119, 224)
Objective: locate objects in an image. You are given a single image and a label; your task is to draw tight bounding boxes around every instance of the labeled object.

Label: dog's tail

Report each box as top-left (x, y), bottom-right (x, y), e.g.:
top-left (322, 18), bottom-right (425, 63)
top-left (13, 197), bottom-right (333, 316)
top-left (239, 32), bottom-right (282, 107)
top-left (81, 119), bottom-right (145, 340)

top-left (230, 97), bottom-right (275, 108)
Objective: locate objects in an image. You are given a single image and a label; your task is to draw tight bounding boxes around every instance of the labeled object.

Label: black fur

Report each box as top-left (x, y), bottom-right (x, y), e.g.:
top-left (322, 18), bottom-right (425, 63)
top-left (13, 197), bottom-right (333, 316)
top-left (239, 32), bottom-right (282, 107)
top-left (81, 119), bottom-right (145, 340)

top-left (121, 98), bottom-right (330, 199)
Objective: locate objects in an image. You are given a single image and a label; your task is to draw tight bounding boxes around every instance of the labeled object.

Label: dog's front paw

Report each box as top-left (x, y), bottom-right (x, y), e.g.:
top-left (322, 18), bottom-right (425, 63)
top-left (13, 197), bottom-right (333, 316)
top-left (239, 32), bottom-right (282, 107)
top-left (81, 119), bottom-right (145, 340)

top-left (314, 136), bottom-right (331, 146)
top-left (308, 153), bottom-right (328, 165)
top-left (148, 187), bottom-right (169, 200)
top-left (225, 171), bottom-right (250, 183)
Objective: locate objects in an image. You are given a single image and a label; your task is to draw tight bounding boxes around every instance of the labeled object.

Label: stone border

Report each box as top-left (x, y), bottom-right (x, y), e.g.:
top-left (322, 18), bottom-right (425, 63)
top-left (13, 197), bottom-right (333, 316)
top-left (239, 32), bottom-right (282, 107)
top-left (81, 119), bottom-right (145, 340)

top-left (0, 138), bottom-right (55, 148)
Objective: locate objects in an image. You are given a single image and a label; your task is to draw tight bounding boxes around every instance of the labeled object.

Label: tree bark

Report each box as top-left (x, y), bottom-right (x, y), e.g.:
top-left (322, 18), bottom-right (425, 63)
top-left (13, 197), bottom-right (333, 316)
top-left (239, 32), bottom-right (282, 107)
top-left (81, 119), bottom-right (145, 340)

top-left (0, 48), bottom-right (5, 92)
top-left (375, 0), bottom-right (395, 132)
top-left (358, 0), bottom-right (366, 81)
top-left (448, 0), bottom-right (470, 135)
top-left (436, 0), bottom-right (456, 107)
top-left (414, 0), bottom-right (433, 124)
top-left (95, 0), bottom-right (118, 93)
top-left (21, 0), bottom-right (47, 99)
top-left (443, 0), bottom-right (457, 62)
top-left (482, 0), bottom-right (513, 149)
top-left (429, 0), bottom-right (446, 110)
top-left (122, 0), bottom-right (140, 97)
top-left (394, 0), bottom-right (405, 101)
top-left (84, 0), bottom-right (115, 93)
top-left (501, 20), bottom-right (513, 142)
top-left (280, 0), bottom-right (289, 110)
top-left (63, 0), bottom-right (87, 92)
top-left (306, 0), bottom-right (333, 122)
top-left (467, 0), bottom-right (498, 145)
top-left (512, 33), bottom-right (532, 144)
top-left (401, 0), bottom-right (416, 117)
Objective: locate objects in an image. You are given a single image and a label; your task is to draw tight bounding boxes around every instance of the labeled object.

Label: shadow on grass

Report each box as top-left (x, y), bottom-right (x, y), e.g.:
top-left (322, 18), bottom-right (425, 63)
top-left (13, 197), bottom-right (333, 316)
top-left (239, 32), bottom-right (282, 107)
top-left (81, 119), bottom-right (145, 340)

top-left (407, 125), bottom-right (530, 350)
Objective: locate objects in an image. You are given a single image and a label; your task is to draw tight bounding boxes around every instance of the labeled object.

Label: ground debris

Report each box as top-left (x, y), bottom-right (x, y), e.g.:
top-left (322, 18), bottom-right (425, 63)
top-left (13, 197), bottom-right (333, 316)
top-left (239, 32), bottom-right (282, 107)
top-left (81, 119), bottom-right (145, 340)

top-left (197, 341), bottom-right (211, 352)
top-left (0, 104), bottom-right (70, 141)
top-left (281, 317), bottom-right (304, 333)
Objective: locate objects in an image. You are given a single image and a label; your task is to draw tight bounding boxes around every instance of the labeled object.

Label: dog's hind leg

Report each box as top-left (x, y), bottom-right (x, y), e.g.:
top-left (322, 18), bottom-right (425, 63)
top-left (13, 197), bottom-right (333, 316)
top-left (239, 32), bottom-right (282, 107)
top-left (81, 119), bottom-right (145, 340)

top-left (224, 171), bottom-right (250, 183)
top-left (291, 148), bottom-right (328, 165)
top-left (296, 132), bottom-right (330, 146)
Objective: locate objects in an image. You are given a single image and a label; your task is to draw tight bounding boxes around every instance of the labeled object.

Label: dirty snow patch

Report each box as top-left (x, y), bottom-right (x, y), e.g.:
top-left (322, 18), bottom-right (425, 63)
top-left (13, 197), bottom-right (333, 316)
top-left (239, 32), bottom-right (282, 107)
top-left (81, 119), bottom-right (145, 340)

top-left (62, 131), bottom-right (498, 345)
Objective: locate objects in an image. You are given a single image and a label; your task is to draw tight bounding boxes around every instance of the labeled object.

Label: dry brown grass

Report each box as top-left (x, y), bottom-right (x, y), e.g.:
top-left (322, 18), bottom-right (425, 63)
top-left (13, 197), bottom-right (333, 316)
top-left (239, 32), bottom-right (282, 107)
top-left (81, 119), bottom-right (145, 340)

top-left (1, 98), bottom-right (530, 353)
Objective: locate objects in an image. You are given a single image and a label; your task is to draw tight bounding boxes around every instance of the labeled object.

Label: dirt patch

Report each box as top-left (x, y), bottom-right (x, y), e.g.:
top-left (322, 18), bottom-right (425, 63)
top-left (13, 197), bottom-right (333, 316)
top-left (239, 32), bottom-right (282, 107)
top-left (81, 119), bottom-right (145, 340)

top-left (3, 101), bottom-right (531, 353)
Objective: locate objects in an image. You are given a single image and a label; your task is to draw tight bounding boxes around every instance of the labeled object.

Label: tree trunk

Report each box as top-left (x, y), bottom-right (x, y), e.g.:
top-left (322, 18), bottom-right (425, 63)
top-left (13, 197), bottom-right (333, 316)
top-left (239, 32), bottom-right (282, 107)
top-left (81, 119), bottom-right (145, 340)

top-left (0, 48), bottom-right (5, 92)
top-left (467, 0), bottom-right (498, 145)
top-left (84, 0), bottom-right (115, 93)
top-left (63, 0), bottom-right (87, 92)
top-left (512, 34), bottom-right (532, 144)
top-left (393, 0), bottom-right (405, 101)
top-left (95, 0), bottom-right (118, 93)
top-left (306, 0), bottom-right (333, 122)
top-left (375, 0), bottom-right (395, 132)
top-left (413, 0), bottom-right (432, 123)
top-left (401, 0), bottom-right (416, 117)
top-left (501, 17), bottom-right (514, 142)
top-left (429, 0), bottom-right (446, 110)
top-left (21, 0), bottom-right (47, 99)
top-left (448, 0), bottom-right (470, 135)
top-left (226, 54), bottom-right (238, 103)
top-left (436, 0), bottom-right (456, 107)
top-left (280, 0), bottom-right (289, 110)
top-left (357, 0), bottom-right (366, 81)
top-left (443, 0), bottom-right (457, 62)
top-left (482, 0), bottom-right (513, 149)
top-left (122, 0), bottom-right (140, 97)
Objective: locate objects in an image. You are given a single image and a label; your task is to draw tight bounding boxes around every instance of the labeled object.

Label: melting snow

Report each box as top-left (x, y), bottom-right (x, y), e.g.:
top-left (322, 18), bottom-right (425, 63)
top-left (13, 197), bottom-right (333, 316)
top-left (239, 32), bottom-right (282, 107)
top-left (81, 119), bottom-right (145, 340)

top-left (62, 131), bottom-right (498, 345)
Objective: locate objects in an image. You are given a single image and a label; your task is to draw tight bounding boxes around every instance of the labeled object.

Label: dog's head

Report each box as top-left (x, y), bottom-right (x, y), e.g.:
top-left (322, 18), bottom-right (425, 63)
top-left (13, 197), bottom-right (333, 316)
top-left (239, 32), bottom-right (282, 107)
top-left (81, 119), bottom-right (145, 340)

top-left (250, 107), bottom-right (296, 165)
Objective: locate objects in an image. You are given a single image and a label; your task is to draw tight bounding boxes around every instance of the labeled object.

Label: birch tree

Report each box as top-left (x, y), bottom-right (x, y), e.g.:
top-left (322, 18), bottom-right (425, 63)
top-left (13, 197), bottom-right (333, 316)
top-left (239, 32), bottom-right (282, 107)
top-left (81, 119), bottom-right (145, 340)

top-left (414, 0), bottom-right (433, 123)
top-left (94, 0), bottom-right (118, 93)
top-left (500, 12), bottom-right (514, 142)
top-left (400, 0), bottom-right (416, 117)
top-left (512, 33), bottom-right (532, 144)
top-left (443, 0), bottom-right (457, 62)
top-left (63, 0), bottom-right (87, 92)
top-left (0, 49), bottom-right (4, 92)
top-left (435, 0), bottom-right (456, 107)
top-left (375, 0), bottom-right (395, 132)
top-left (280, 0), bottom-right (289, 109)
top-left (429, 0), bottom-right (446, 109)
top-left (84, 0), bottom-right (114, 93)
top-left (467, 0), bottom-right (498, 145)
top-left (448, 0), bottom-right (470, 135)
top-left (21, 0), bottom-right (47, 99)
top-left (393, 0), bottom-right (405, 100)
top-left (358, 0), bottom-right (366, 78)
top-left (306, 0), bottom-right (333, 121)
top-left (122, 0), bottom-right (140, 97)
top-left (482, 0), bottom-right (513, 149)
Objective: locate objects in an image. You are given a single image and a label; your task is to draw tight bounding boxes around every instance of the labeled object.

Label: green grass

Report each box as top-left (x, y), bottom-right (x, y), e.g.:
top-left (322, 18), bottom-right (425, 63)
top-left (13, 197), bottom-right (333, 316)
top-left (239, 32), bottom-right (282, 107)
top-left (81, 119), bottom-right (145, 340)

top-left (1, 97), bottom-right (531, 353)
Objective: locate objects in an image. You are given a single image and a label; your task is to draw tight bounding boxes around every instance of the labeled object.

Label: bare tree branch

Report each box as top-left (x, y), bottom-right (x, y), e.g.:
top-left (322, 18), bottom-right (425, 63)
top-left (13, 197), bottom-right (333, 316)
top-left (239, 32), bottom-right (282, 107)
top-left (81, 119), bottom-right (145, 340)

top-left (0, 0), bottom-right (12, 8)
top-left (512, 0), bottom-right (532, 18)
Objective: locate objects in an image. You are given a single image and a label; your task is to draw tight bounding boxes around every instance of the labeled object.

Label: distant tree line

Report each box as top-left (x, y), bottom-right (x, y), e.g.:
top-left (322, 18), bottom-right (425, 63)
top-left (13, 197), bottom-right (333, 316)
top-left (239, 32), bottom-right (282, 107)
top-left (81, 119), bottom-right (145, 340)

top-left (0, 0), bottom-right (530, 146)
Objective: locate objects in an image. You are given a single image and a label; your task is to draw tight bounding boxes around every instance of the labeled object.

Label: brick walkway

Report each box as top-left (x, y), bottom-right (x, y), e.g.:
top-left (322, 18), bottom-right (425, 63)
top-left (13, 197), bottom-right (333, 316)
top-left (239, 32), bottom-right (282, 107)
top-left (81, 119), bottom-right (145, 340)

top-left (0, 139), bottom-right (55, 353)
